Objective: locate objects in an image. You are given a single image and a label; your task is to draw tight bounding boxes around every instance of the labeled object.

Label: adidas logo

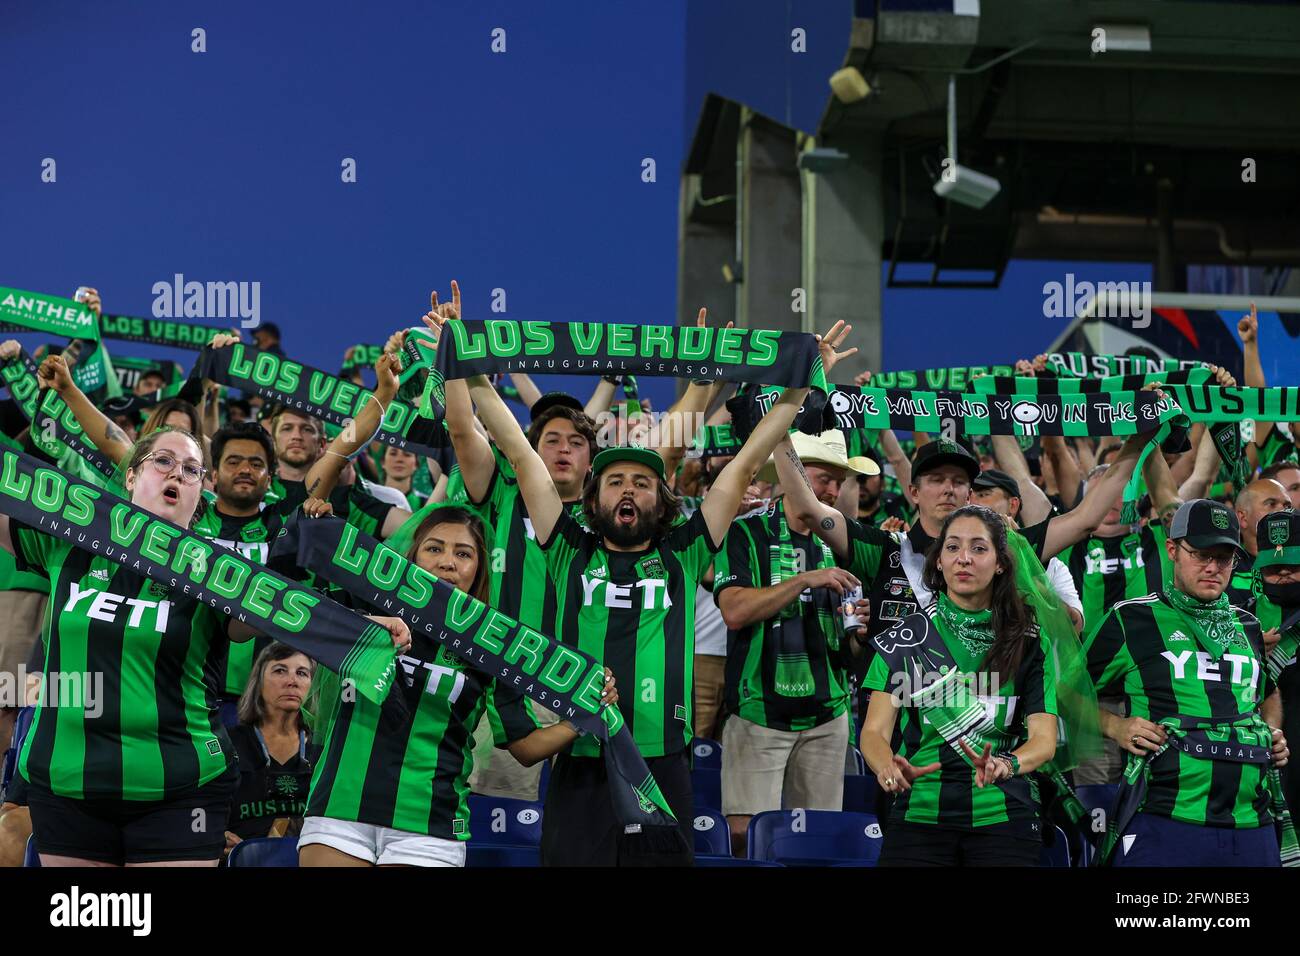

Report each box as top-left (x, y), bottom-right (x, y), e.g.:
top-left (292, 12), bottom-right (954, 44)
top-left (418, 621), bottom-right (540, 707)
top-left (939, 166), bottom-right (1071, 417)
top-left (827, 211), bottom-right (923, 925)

top-left (89, 569), bottom-right (111, 582)
top-left (588, 565), bottom-right (607, 579)
top-left (1168, 630), bottom-right (1191, 643)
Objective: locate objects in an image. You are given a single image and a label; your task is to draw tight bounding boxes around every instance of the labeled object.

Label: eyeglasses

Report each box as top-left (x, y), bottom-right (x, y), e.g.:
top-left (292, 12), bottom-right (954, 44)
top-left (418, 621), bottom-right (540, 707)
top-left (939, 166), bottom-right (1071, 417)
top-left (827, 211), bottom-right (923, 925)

top-left (138, 451), bottom-right (207, 485)
top-left (1176, 542), bottom-right (1239, 570)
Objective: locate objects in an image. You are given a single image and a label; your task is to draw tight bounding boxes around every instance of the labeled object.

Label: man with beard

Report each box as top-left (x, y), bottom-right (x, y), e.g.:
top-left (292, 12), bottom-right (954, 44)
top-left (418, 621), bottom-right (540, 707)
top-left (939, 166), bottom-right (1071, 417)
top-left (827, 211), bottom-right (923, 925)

top-left (193, 423), bottom-right (284, 705)
top-left (714, 430), bottom-right (875, 855)
top-left (857, 448), bottom-right (910, 528)
top-left (267, 408), bottom-right (402, 539)
top-left (1258, 512), bottom-right (1300, 814)
top-left (1227, 477), bottom-right (1294, 608)
top-left (464, 359), bottom-right (819, 865)
top-left (1083, 500), bottom-right (1288, 866)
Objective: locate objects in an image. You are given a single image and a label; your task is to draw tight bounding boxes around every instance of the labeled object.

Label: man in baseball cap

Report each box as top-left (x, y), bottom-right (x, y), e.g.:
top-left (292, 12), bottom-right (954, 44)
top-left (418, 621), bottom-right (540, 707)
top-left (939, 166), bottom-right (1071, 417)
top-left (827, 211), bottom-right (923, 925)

top-left (1080, 497), bottom-right (1289, 866)
top-left (1256, 511), bottom-right (1300, 814)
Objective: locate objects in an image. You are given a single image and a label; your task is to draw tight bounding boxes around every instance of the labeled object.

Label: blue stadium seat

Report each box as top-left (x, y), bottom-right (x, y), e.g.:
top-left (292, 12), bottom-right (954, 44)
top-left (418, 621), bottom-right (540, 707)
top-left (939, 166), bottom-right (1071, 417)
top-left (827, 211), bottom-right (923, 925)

top-left (690, 736), bottom-right (722, 770)
top-left (850, 748), bottom-right (867, 776)
top-left (1075, 784), bottom-right (1121, 865)
top-left (841, 774), bottom-right (881, 813)
top-left (2, 706), bottom-right (35, 797)
top-left (748, 809), bottom-right (883, 866)
top-left (695, 856), bottom-right (782, 867)
top-left (691, 768), bottom-right (721, 811)
top-left (538, 758), bottom-right (551, 799)
top-left (1040, 825), bottom-right (1072, 867)
top-left (23, 834), bottom-right (40, 868)
top-left (466, 844), bottom-right (539, 867)
top-left (227, 836), bottom-right (299, 867)
top-left (693, 809), bottom-right (730, 856)
top-left (467, 795), bottom-right (544, 846)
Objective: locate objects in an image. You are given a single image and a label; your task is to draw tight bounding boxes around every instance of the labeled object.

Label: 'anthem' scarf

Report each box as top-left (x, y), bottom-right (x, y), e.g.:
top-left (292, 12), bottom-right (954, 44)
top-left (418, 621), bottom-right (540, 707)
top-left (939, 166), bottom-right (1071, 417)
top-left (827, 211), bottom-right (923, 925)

top-left (0, 448), bottom-right (399, 704)
top-left (286, 514), bottom-right (689, 854)
top-left (196, 343), bottom-right (451, 458)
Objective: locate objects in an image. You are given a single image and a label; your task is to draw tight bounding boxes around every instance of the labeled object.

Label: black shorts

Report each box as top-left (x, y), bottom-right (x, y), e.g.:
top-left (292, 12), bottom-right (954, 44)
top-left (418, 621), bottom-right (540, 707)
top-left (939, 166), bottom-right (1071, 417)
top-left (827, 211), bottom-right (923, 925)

top-left (541, 750), bottom-right (695, 867)
top-left (28, 771), bottom-right (237, 865)
top-left (877, 819), bottom-right (1042, 867)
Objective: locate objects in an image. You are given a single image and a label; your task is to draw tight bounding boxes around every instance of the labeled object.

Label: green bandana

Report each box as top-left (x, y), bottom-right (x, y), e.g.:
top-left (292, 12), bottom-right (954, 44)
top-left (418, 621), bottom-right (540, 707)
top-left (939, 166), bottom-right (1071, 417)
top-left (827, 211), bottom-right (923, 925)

top-left (934, 592), bottom-right (996, 659)
top-left (1163, 585), bottom-right (1245, 658)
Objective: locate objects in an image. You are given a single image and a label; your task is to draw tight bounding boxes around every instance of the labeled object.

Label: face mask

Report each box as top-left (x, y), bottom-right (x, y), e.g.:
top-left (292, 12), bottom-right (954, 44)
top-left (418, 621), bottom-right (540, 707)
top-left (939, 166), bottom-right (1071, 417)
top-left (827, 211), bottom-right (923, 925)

top-left (1262, 578), bottom-right (1300, 608)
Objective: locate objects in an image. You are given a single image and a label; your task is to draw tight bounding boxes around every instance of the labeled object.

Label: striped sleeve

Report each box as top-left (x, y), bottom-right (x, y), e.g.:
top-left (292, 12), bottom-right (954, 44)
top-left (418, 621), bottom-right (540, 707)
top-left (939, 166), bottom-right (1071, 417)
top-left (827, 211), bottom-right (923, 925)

top-left (840, 517), bottom-right (888, 583)
top-left (1083, 606), bottom-right (1136, 695)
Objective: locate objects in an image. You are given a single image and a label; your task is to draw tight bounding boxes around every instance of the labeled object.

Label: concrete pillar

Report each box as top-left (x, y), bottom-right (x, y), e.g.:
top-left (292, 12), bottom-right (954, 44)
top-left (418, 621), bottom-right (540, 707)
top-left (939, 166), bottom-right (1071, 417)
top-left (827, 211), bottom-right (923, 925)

top-left (737, 109), bottom-right (803, 334)
top-left (801, 139), bottom-right (884, 382)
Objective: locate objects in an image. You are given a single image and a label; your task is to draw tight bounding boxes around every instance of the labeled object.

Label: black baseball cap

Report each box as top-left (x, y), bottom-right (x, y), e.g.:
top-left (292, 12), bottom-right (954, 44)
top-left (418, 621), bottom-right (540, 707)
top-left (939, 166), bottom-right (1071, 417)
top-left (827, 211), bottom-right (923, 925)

top-left (911, 438), bottom-right (979, 483)
top-left (972, 469), bottom-right (1020, 501)
top-left (253, 322), bottom-right (281, 339)
top-left (1256, 511), bottom-right (1300, 569)
top-left (1168, 499), bottom-right (1246, 557)
top-left (530, 391), bottom-right (584, 423)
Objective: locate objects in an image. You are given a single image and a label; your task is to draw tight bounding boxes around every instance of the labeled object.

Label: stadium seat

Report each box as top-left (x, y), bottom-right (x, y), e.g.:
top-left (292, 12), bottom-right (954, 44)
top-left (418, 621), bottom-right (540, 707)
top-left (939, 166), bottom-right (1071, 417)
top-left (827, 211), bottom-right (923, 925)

top-left (227, 836), bottom-right (300, 867)
top-left (850, 748), bottom-right (867, 776)
top-left (2, 706), bottom-right (35, 797)
top-left (1039, 825), bottom-right (1072, 867)
top-left (1074, 784), bottom-right (1121, 865)
top-left (693, 809), bottom-right (730, 856)
top-left (747, 809), bottom-right (883, 866)
top-left (467, 795), bottom-right (544, 846)
top-left (23, 834), bottom-right (39, 868)
top-left (692, 767), bottom-right (722, 811)
top-left (841, 774), bottom-right (882, 813)
top-left (690, 736), bottom-right (722, 770)
top-left (695, 856), bottom-right (782, 867)
top-left (466, 844), bottom-right (539, 867)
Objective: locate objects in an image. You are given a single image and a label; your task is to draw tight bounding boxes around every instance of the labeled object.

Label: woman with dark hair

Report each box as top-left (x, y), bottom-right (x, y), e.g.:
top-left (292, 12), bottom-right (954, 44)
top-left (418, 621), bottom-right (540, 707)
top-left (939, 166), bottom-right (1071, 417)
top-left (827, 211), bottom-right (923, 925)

top-left (860, 504), bottom-right (1059, 867)
top-left (0, 424), bottom-right (410, 867)
top-left (224, 643), bottom-right (321, 853)
top-left (300, 401), bottom-right (618, 866)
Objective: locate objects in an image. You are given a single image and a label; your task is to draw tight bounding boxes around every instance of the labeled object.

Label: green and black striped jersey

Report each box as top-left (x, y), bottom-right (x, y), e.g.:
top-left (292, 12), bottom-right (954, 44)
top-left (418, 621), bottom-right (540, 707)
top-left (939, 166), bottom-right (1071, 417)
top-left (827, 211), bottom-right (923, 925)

top-left (840, 519), bottom-right (920, 643)
top-left (542, 508), bottom-right (719, 758)
top-left (1084, 592), bottom-right (1275, 828)
top-left (862, 611), bottom-right (1055, 829)
top-left (1256, 425), bottom-right (1298, 469)
top-left (1058, 524), bottom-right (1171, 628)
top-left (307, 644), bottom-right (541, 839)
top-left (13, 523), bottom-right (235, 802)
top-left (191, 506), bottom-right (284, 697)
top-left (269, 477), bottom-right (393, 540)
top-left (714, 499), bottom-right (850, 731)
top-left (447, 451), bottom-right (587, 636)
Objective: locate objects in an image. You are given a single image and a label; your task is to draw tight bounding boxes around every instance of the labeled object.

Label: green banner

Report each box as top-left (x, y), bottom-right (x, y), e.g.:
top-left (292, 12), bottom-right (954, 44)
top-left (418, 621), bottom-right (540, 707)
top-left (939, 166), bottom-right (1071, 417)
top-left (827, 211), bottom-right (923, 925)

top-left (0, 287), bottom-right (100, 341)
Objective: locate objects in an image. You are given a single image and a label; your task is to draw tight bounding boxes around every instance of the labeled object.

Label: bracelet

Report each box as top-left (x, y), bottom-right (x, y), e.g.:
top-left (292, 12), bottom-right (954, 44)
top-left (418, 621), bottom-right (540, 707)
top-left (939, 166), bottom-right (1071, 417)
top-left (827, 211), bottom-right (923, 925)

top-left (324, 450), bottom-right (351, 460)
top-left (998, 752), bottom-right (1021, 777)
top-left (363, 393), bottom-right (389, 421)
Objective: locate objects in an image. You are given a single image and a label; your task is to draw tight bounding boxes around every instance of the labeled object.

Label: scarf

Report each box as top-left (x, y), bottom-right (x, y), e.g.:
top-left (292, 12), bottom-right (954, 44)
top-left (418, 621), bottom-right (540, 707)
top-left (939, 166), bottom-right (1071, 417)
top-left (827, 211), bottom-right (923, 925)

top-left (1163, 585), bottom-right (1246, 658)
top-left (0, 351), bottom-right (118, 481)
top-left (1093, 712), bottom-right (1298, 867)
top-left (934, 593), bottom-right (996, 659)
top-left (0, 448), bottom-right (399, 705)
top-left (430, 320), bottom-right (828, 400)
top-left (767, 502), bottom-right (838, 708)
top-left (285, 513), bottom-right (689, 857)
top-left (195, 342), bottom-right (451, 458)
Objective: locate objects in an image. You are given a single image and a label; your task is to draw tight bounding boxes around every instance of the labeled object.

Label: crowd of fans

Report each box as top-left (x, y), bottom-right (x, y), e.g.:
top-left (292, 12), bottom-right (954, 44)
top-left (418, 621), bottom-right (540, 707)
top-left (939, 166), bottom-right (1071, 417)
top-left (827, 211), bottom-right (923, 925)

top-left (1, 283), bottom-right (1298, 868)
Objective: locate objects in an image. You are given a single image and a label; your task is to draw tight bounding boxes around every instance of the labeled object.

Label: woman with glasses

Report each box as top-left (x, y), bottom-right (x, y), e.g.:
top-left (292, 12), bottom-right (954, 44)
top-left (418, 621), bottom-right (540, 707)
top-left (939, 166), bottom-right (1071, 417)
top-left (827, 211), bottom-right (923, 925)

top-left (1082, 499), bottom-right (1290, 867)
top-left (0, 423), bottom-right (410, 866)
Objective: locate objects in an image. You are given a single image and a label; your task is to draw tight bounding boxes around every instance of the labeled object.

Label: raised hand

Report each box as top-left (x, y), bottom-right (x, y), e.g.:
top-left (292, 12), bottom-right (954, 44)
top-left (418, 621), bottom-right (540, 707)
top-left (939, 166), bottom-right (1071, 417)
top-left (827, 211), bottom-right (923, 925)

top-left (373, 351), bottom-right (400, 401)
top-left (815, 320), bottom-right (857, 376)
top-left (209, 333), bottom-right (241, 350)
top-left (1238, 303), bottom-right (1258, 345)
top-left (0, 340), bottom-right (20, 362)
top-left (36, 354), bottom-right (75, 393)
top-left (852, 370), bottom-right (873, 387)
